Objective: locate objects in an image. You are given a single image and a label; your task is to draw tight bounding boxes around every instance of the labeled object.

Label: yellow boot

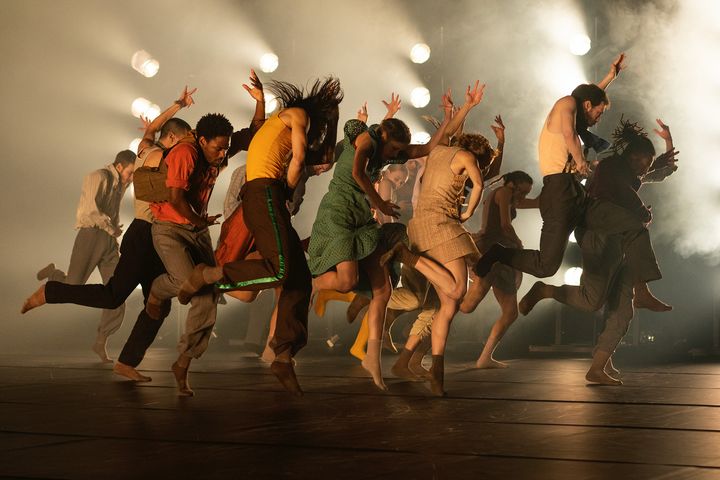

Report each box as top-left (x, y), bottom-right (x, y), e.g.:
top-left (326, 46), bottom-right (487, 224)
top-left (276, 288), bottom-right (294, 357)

top-left (349, 312), bottom-right (369, 361)
top-left (314, 289), bottom-right (356, 317)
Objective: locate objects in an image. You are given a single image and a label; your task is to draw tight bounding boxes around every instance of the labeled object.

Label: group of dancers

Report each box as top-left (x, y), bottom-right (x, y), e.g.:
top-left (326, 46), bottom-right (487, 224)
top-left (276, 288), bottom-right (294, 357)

top-left (21, 51), bottom-right (679, 396)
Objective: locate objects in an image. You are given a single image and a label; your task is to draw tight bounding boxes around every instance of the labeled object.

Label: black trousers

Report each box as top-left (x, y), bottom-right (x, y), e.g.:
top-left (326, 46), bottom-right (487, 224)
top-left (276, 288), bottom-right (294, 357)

top-left (506, 173), bottom-right (586, 277)
top-left (218, 179), bottom-right (311, 357)
top-left (45, 219), bottom-right (168, 367)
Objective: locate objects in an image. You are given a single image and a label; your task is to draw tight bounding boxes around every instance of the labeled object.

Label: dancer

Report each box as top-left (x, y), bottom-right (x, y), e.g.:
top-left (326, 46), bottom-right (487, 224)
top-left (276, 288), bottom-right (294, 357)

top-left (390, 87), bottom-right (491, 395)
top-left (474, 53), bottom-right (626, 279)
top-left (178, 77), bottom-right (344, 396)
top-left (461, 171), bottom-right (538, 368)
top-left (307, 84), bottom-right (482, 390)
top-left (518, 118), bottom-right (678, 384)
top-left (26, 148), bottom-right (136, 362)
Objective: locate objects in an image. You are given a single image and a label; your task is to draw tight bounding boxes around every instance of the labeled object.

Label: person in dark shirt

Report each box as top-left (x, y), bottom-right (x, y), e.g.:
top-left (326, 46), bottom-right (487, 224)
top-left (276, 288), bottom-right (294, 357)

top-left (518, 118), bottom-right (679, 385)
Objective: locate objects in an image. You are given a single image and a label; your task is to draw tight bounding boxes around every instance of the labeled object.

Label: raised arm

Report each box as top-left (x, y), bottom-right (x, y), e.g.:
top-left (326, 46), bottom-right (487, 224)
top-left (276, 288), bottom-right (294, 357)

top-left (139, 86), bottom-right (196, 154)
top-left (596, 53), bottom-right (626, 91)
top-left (558, 97), bottom-right (589, 175)
top-left (281, 107), bottom-right (309, 189)
top-left (486, 115), bottom-right (506, 179)
top-left (352, 132), bottom-right (399, 219)
top-left (643, 118), bottom-right (679, 183)
top-left (244, 69), bottom-right (266, 133)
top-left (458, 151), bottom-right (484, 223)
top-left (382, 93), bottom-right (401, 120)
top-left (403, 89), bottom-right (455, 158)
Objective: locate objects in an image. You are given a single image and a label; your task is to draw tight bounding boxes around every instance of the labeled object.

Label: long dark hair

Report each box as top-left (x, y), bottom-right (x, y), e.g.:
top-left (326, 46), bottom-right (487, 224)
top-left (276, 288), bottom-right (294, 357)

top-left (268, 77), bottom-right (343, 162)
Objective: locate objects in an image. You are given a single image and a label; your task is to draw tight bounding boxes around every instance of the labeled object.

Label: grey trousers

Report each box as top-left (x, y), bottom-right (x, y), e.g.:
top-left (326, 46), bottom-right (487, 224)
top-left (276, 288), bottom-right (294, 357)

top-left (151, 222), bottom-right (217, 358)
top-left (595, 265), bottom-right (634, 355)
top-left (49, 227), bottom-right (125, 338)
top-left (506, 173), bottom-right (586, 278)
top-left (554, 200), bottom-right (662, 312)
top-left (389, 265), bottom-right (437, 340)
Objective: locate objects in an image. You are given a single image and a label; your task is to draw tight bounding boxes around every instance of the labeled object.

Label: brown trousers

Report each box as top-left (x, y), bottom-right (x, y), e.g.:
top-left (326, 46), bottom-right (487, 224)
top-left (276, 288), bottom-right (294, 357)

top-left (217, 179), bottom-right (311, 357)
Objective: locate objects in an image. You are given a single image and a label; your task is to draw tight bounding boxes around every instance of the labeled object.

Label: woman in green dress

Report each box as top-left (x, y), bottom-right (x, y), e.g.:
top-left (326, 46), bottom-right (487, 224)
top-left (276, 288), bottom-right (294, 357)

top-left (307, 83), bottom-right (485, 390)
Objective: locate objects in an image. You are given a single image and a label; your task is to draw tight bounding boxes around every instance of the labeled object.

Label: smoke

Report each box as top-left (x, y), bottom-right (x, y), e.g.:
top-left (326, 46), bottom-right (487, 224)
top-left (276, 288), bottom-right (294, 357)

top-left (599, 0), bottom-right (720, 263)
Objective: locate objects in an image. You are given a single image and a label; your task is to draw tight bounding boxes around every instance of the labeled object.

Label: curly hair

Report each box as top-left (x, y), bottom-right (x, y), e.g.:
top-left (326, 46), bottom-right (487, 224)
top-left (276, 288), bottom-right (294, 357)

top-left (610, 116), bottom-right (655, 158)
top-left (451, 133), bottom-right (496, 169)
top-left (503, 170), bottom-right (533, 186)
top-left (196, 113), bottom-right (233, 141)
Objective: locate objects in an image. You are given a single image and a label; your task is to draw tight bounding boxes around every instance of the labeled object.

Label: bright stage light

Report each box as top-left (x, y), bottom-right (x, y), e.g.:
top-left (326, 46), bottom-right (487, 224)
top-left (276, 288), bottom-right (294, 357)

top-left (411, 131), bottom-right (431, 144)
top-left (259, 53), bottom-right (279, 73)
top-left (410, 87), bottom-right (430, 108)
top-left (131, 97), bottom-right (151, 118)
top-left (563, 267), bottom-right (583, 286)
top-left (569, 231), bottom-right (577, 243)
top-left (569, 34), bottom-right (591, 56)
top-left (131, 50), bottom-right (160, 78)
top-left (264, 93), bottom-right (278, 113)
top-left (410, 43), bottom-right (431, 64)
top-left (129, 138), bottom-right (142, 153)
top-left (144, 103), bottom-right (161, 121)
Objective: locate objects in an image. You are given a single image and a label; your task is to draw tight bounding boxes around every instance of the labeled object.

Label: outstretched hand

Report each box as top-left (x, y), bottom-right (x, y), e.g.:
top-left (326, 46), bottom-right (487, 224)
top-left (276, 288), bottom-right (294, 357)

top-left (610, 53), bottom-right (626, 77)
top-left (464, 80), bottom-right (485, 107)
top-left (357, 101), bottom-right (368, 123)
top-left (490, 114), bottom-right (505, 143)
top-left (176, 85), bottom-right (197, 108)
top-left (382, 92), bottom-right (401, 118)
top-left (138, 115), bottom-right (152, 131)
top-left (242, 69), bottom-right (264, 103)
top-left (653, 118), bottom-right (672, 142)
top-left (441, 88), bottom-right (454, 115)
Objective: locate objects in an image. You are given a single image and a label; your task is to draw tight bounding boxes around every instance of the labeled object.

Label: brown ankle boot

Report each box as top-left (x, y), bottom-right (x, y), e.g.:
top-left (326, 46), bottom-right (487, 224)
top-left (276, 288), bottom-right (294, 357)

top-left (429, 355), bottom-right (446, 397)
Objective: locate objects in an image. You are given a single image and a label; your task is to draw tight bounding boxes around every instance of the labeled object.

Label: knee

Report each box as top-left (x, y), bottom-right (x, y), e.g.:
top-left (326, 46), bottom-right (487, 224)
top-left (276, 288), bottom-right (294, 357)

top-left (447, 282), bottom-right (467, 303)
top-left (374, 283), bottom-right (392, 303)
top-left (505, 304), bottom-right (519, 323)
top-left (335, 272), bottom-right (358, 293)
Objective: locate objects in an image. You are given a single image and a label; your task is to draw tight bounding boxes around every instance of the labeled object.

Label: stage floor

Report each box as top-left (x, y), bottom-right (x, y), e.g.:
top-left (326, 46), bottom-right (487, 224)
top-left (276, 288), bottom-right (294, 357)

top-left (1, 348), bottom-right (719, 479)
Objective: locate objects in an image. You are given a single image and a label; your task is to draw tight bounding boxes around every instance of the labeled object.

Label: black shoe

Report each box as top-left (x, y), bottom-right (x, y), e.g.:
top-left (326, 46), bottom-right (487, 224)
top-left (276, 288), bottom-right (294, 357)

top-left (473, 244), bottom-right (505, 277)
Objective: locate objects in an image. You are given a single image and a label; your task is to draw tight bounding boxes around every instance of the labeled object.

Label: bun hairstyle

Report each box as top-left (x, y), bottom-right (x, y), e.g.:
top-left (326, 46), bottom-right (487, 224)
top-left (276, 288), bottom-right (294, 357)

top-left (610, 116), bottom-right (655, 158)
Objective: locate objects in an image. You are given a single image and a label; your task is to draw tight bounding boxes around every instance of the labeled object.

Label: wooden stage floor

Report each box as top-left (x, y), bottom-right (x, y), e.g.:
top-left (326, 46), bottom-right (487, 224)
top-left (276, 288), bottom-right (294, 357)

top-left (0, 349), bottom-right (719, 479)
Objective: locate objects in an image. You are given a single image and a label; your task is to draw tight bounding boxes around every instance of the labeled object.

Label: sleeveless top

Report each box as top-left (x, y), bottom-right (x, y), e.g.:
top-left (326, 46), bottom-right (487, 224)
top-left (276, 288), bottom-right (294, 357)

top-left (474, 186), bottom-right (519, 253)
top-left (134, 143), bottom-right (163, 223)
top-left (246, 112), bottom-right (292, 181)
top-left (408, 145), bottom-right (469, 251)
top-left (538, 115), bottom-right (570, 176)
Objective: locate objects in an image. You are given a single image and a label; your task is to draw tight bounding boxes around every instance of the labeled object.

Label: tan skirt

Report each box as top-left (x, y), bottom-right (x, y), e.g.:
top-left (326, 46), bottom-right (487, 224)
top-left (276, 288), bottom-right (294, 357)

top-left (421, 231), bottom-right (479, 265)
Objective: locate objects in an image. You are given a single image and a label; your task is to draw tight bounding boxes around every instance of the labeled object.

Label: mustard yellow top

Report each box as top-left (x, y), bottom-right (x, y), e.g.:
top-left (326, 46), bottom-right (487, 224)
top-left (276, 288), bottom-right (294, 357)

top-left (246, 112), bottom-right (293, 181)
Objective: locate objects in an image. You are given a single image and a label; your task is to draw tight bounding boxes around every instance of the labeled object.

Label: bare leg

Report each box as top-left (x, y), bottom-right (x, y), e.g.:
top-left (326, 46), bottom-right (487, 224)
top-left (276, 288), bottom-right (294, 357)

top-left (459, 272), bottom-right (491, 314)
top-left (476, 287), bottom-right (518, 369)
top-left (359, 249), bottom-right (392, 391)
top-left (380, 243), bottom-right (459, 300)
top-left (312, 260), bottom-right (359, 293)
top-left (586, 349), bottom-right (622, 385)
top-left (172, 354), bottom-right (194, 396)
top-left (261, 288), bottom-right (281, 364)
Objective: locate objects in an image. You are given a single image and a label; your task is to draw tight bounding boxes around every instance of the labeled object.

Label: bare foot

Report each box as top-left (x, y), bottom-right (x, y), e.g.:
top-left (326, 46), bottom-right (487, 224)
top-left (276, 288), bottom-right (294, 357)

top-left (171, 362), bottom-right (194, 396)
top-left (21, 285), bottom-right (47, 314)
top-left (604, 358), bottom-right (620, 377)
top-left (586, 368), bottom-right (623, 386)
top-left (270, 360), bottom-right (303, 397)
top-left (361, 357), bottom-right (388, 391)
top-left (519, 281), bottom-right (548, 316)
top-left (113, 362), bottom-right (152, 382)
top-left (475, 358), bottom-right (509, 369)
top-left (92, 339), bottom-right (113, 363)
top-left (633, 289), bottom-right (672, 312)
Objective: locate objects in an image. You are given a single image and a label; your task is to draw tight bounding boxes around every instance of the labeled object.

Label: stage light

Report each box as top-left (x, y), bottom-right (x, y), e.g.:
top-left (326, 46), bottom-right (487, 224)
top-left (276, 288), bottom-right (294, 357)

top-left (259, 53), bottom-right (279, 73)
top-left (411, 131), bottom-right (431, 144)
top-left (131, 97), bottom-right (151, 118)
top-left (129, 138), bottom-right (142, 153)
top-left (563, 267), bottom-right (583, 286)
top-left (569, 34), bottom-right (591, 56)
top-left (569, 231), bottom-right (577, 243)
top-left (131, 50), bottom-right (160, 78)
top-left (264, 93), bottom-right (278, 113)
top-left (144, 103), bottom-right (161, 121)
top-left (410, 87), bottom-right (430, 108)
top-left (410, 43), bottom-right (431, 64)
